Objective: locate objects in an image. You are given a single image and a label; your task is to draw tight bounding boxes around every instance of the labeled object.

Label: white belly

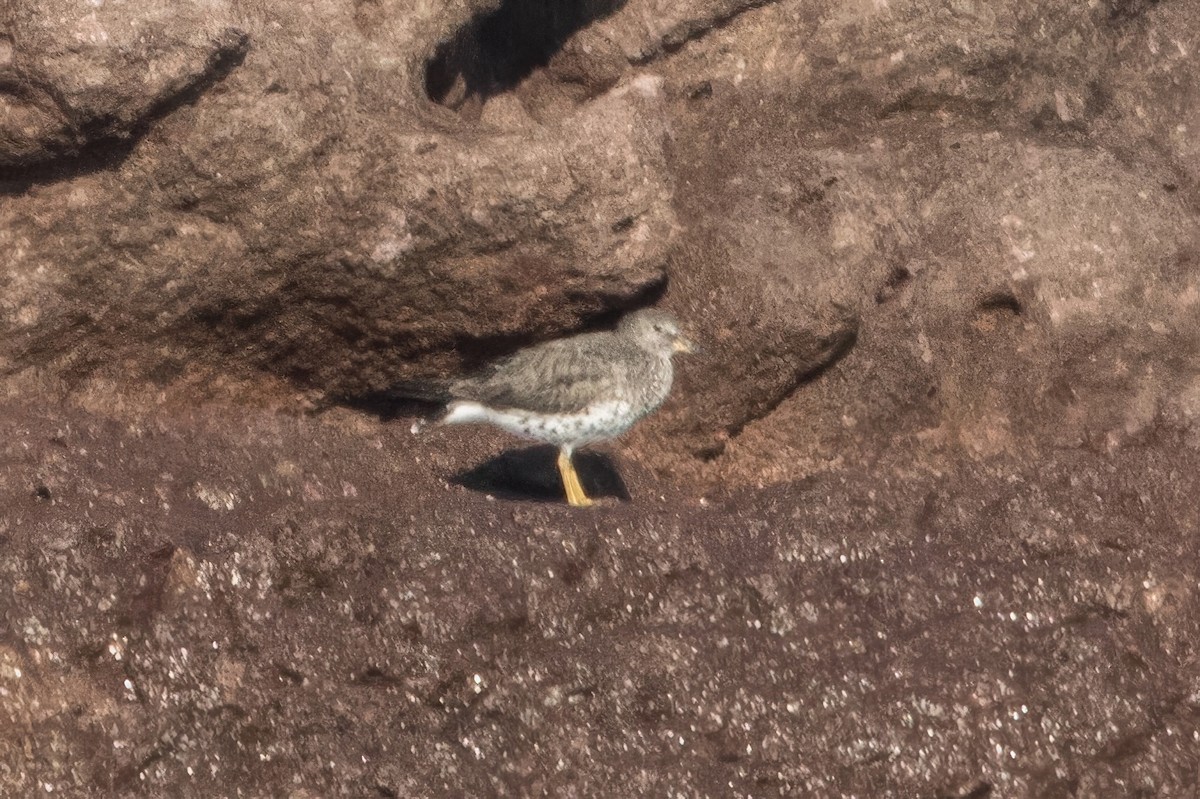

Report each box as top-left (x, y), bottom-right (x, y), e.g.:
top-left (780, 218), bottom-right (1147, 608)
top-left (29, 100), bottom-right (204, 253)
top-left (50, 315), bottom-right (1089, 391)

top-left (442, 400), bottom-right (637, 449)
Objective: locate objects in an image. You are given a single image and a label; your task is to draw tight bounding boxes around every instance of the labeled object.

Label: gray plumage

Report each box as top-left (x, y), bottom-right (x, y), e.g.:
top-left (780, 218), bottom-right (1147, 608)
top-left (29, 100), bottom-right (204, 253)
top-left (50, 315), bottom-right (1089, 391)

top-left (455, 309), bottom-right (683, 415)
top-left (394, 309), bottom-right (690, 417)
top-left (392, 308), bottom-right (694, 506)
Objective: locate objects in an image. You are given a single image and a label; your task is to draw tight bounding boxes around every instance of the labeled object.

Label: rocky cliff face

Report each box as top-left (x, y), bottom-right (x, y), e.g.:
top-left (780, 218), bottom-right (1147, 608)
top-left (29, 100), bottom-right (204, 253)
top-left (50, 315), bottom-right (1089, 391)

top-left (3, 0), bottom-right (1200, 796)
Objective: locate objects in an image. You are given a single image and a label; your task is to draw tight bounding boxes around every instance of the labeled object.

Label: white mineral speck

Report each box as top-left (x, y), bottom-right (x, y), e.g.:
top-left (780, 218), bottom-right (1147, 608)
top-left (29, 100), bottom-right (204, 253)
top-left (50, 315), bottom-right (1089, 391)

top-left (973, 596), bottom-right (983, 608)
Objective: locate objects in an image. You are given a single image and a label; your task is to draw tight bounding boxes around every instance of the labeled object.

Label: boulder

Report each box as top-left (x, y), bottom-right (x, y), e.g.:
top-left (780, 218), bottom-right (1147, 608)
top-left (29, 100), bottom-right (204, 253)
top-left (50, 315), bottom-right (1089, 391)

top-left (0, 0), bottom-right (675, 394)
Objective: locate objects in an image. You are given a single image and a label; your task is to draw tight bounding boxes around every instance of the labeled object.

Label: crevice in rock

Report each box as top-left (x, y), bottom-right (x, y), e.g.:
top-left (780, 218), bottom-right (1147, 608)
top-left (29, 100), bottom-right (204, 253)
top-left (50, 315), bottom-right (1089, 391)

top-left (274, 663), bottom-right (307, 685)
top-left (424, 0), bottom-right (626, 111)
top-left (446, 274), bottom-right (668, 372)
top-left (0, 28), bottom-right (250, 196)
top-left (976, 291), bottom-right (1023, 316)
top-left (879, 88), bottom-right (999, 121)
top-left (936, 781), bottom-right (993, 799)
top-left (630, 0), bottom-right (783, 65)
top-left (328, 275), bottom-right (667, 417)
top-left (353, 666), bottom-right (405, 687)
top-left (875, 264), bottom-right (912, 304)
top-left (722, 315), bottom-right (860, 446)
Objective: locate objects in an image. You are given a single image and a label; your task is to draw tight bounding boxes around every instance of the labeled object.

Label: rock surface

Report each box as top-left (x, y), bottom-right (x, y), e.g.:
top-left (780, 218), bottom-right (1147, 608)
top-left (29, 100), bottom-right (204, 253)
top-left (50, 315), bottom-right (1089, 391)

top-left (2, 389), bottom-right (1199, 796)
top-left (0, 0), bottom-right (247, 168)
top-left (1, 0), bottom-right (675, 394)
top-left (4, 0), bottom-right (1200, 795)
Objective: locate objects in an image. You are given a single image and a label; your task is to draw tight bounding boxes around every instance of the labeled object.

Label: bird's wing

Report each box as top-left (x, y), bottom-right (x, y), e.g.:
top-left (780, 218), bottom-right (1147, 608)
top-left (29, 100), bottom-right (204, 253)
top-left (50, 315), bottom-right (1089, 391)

top-left (452, 333), bottom-right (634, 414)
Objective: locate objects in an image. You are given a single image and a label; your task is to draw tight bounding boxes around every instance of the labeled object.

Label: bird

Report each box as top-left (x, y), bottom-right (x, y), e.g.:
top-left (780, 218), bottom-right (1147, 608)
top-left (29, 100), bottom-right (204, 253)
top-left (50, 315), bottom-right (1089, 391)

top-left (392, 308), bottom-right (695, 507)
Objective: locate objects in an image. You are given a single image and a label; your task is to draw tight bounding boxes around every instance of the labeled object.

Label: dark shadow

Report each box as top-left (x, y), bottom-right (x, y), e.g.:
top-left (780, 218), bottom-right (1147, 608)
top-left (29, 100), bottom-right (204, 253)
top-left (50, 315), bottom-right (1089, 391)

top-left (718, 313), bottom-right (861, 450)
top-left (976, 290), bottom-right (1024, 316)
top-left (337, 392), bottom-right (437, 423)
top-left (0, 28), bottom-right (249, 196)
top-left (449, 276), bottom-right (669, 371)
top-left (425, 0), bottom-right (627, 109)
top-left (329, 282), bottom-right (669, 420)
top-left (1107, 0), bottom-right (1160, 22)
top-left (453, 445), bottom-right (629, 503)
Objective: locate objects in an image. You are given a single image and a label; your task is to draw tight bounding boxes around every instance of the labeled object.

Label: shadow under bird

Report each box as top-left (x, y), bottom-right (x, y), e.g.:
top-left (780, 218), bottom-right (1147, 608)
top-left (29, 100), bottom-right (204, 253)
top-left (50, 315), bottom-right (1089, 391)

top-left (394, 309), bottom-right (696, 507)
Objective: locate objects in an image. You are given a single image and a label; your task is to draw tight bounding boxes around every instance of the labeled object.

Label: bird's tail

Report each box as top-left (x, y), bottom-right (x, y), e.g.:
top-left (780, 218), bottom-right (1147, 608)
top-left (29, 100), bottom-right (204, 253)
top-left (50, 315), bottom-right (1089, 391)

top-left (382, 377), bottom-right (454, 404)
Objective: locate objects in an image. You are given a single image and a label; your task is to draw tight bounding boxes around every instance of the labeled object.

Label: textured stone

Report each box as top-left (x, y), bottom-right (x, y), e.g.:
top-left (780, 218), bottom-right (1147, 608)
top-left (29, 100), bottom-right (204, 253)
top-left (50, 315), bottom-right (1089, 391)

top-left (4, 0), bottom-right (1200, 795)
top-left (1, 392), bottom-right (1199, 796)
top-left (0, 0), bottom-right (675, 394)
top-left (0, 0), bottom-right (245, 167)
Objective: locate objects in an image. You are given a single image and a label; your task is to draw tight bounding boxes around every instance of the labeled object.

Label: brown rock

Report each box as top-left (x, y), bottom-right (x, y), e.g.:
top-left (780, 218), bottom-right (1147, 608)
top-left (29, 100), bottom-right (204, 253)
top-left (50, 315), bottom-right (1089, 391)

top-left (4, 0), bottom-right (1200, 796)
top-left (0, 0), bottom-right (675, 395)
top-left (0, 0), bottom-right (246, 168)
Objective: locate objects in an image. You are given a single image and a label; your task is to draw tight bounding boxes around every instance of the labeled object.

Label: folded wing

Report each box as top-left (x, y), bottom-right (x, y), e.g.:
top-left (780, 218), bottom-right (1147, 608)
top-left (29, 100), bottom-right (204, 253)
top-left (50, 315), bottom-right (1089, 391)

top-left (452, 333), bottom-right (635, 415)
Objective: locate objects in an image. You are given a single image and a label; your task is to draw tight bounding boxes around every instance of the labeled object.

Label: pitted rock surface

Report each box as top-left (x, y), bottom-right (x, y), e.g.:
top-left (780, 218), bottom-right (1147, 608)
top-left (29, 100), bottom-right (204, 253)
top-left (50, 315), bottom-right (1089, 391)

top-left (3, 0), bottom-right (1200, 796)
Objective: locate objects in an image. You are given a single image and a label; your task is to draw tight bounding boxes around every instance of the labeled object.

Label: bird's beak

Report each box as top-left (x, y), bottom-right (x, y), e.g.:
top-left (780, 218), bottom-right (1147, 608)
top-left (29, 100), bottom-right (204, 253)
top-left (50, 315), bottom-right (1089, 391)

top-left (673, 334), bottom-right (698, 354)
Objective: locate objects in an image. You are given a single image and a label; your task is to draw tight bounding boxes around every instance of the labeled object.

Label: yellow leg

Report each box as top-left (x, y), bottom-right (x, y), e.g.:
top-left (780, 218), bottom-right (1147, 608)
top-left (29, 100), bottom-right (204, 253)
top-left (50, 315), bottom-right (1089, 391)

top-left (556, 449), bottom-right (593, 507)
top-left (566, 457), bottom-right (592, 507)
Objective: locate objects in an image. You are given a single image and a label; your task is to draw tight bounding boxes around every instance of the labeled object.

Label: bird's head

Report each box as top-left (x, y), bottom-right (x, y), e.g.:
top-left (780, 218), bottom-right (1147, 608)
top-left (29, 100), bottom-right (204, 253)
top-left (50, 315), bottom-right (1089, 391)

top-left (619, 309), bottom-right (697, 356)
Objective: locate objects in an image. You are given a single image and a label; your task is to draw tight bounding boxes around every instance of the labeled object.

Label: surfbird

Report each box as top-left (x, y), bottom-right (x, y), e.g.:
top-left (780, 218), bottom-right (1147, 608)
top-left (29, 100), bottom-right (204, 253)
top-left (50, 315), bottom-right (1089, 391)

top-left (397, 309), bottom-right (695, 507)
